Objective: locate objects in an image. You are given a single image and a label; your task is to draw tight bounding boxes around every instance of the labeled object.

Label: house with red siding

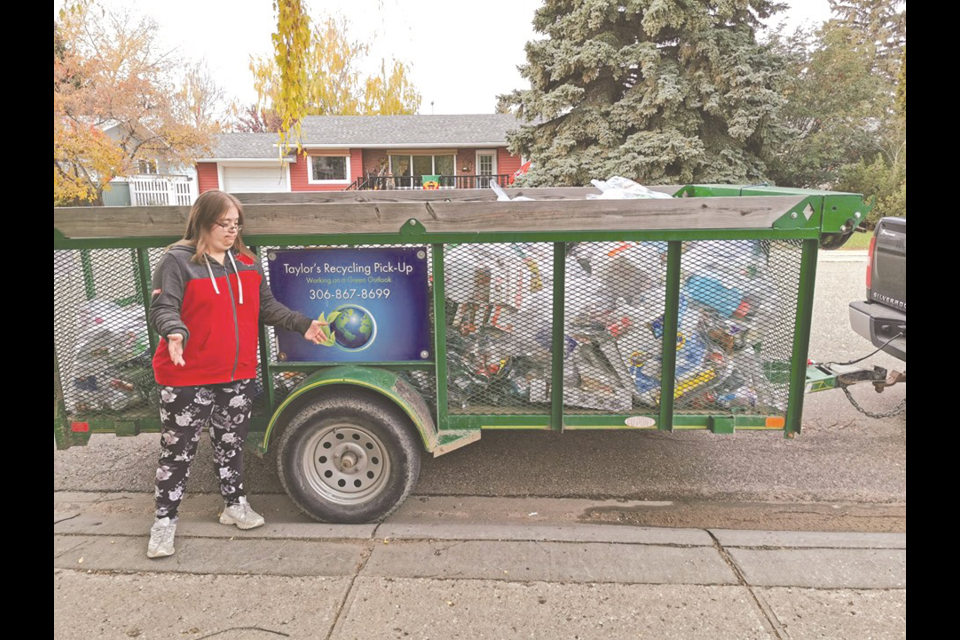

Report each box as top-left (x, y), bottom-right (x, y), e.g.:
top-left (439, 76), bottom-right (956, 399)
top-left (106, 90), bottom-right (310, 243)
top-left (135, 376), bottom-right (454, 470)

top-left (197, 114), bottom-right (525, 194)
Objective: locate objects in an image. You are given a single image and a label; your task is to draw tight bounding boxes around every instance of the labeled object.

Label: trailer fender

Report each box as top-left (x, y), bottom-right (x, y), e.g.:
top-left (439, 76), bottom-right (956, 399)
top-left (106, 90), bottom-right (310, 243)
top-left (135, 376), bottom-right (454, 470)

top-left (258, 366), bottom-right (438, 455)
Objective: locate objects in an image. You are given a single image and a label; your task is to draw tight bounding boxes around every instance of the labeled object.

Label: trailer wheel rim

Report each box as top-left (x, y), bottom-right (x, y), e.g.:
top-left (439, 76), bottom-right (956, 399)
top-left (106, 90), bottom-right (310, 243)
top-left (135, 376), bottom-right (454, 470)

top-left (302, 423), bottom-right (391, 505)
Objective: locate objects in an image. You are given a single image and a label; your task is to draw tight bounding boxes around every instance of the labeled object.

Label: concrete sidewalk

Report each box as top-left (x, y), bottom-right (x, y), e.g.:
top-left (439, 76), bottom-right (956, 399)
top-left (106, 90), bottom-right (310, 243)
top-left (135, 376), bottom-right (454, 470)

top-left (54, 492), bottom-right (906, 639)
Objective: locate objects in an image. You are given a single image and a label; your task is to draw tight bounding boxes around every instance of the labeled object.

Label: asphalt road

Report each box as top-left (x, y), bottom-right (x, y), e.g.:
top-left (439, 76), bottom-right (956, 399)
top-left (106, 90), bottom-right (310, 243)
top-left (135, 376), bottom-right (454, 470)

top-left (54, 253), bottom-right (906, 525)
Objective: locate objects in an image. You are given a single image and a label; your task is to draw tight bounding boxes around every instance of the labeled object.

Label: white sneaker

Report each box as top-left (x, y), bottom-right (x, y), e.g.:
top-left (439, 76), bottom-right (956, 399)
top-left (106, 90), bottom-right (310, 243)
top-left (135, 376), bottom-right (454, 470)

top-left (147, 517), bottom-right (177, 558)
top-left (219, 496), bottom-right (265, 530)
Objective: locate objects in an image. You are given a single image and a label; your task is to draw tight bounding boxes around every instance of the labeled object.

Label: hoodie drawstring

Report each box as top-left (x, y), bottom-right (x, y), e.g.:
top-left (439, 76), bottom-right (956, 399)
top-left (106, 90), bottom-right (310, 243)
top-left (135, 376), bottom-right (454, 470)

top-left (228, 251), bottom-right (244, 304)
top-left (204, 252), bottom-right (244, 304)
top-left (205, 256), bottom-right (220, 294)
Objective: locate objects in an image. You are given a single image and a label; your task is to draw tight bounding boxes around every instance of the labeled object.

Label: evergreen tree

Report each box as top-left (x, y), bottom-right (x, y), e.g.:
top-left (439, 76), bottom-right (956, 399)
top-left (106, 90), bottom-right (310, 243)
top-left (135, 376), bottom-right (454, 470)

top-left (830, 0), bottom-right (905, 83)
top-left (503, 0), bottom-right (788, 186)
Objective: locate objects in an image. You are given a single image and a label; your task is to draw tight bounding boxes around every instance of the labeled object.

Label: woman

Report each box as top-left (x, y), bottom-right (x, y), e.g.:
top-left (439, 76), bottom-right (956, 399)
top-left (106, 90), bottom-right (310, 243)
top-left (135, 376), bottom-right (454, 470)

top-left (146, 190), bottom-right (325, 558)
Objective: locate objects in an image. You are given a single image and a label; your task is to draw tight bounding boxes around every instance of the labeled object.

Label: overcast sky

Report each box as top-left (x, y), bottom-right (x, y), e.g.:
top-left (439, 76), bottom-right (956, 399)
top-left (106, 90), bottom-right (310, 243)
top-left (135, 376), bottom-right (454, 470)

top-left (55, 0), bottom-right (833, 115)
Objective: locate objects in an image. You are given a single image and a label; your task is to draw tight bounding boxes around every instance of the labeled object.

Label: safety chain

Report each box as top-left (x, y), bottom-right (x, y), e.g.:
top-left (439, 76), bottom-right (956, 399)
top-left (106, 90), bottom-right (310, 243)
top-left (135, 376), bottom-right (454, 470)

top-left (842, 386), bottom-right (907, 419)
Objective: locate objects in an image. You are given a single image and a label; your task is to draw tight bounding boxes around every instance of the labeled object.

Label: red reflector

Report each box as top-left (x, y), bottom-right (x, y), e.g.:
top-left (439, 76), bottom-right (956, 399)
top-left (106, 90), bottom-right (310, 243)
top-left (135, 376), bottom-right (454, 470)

top-left (71, 422), bottom-right (90, 433)
top-left (866, 234), bottom-right (877, 289)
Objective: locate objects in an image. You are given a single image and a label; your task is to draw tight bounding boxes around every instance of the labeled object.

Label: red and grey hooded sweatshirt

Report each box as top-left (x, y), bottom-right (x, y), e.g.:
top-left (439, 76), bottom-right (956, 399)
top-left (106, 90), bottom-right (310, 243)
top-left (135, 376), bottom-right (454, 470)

top-left (149, 244), bottom-right (312, 386)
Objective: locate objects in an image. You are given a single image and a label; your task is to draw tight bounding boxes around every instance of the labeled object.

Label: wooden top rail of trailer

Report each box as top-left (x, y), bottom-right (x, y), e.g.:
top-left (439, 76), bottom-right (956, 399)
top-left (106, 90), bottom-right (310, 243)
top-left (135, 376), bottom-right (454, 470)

top-left (54, 185), bottom-right (867, 242)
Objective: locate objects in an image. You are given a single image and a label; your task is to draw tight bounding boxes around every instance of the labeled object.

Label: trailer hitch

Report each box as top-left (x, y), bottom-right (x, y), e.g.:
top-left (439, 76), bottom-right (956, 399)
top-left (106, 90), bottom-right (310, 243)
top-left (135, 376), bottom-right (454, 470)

top-left (805, 362), bottom-right (906, 418)
top-left (872, 370), bottom-right (906, 393)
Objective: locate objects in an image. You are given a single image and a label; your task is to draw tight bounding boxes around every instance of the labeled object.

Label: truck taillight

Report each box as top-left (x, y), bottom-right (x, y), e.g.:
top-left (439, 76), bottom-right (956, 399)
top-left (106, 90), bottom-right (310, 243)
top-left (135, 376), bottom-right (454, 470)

top-left (866, 233), bottom-right (877, 290)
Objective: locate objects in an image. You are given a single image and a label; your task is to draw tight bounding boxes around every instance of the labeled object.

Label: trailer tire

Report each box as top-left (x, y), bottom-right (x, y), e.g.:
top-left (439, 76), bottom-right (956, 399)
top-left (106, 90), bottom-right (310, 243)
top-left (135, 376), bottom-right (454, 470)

top-left (277, 390), bottom-right (421, 524)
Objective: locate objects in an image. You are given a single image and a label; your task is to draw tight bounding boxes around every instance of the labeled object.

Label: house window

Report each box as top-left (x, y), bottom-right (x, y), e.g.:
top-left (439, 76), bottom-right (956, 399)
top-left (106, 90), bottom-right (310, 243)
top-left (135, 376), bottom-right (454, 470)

top-left (138, 159), bottom-right (159, 175)
top-left (390, 156), bottom-right (411, 179)
top-left (388, 154), bottom-right (455, 188)
top-left (308, 155), bottom-right (350, 183)
top-left (435, 155), bottom-right (454, 176)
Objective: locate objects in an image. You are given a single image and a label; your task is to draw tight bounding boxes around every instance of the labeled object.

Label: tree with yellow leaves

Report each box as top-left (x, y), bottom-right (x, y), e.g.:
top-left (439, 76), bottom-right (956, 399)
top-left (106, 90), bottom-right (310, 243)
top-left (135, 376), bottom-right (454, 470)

top-left (249, 10), bottom-right (421, 143)
top-left (363, 59), bottom-right (423, 116)
top-left (54, 0), bottom-right (219, 205)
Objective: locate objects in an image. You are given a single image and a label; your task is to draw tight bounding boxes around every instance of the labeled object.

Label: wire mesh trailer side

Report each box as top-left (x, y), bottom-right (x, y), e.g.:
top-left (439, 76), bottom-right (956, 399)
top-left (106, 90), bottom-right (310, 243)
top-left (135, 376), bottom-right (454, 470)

top-left (54, 185), bottom-right (867, 449)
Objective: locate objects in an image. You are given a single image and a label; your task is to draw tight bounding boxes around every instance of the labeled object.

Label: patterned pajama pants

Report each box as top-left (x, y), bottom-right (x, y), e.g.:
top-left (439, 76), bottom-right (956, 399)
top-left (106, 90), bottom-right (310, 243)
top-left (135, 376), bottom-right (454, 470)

top-left (154, 379), bottom-right (253, 520)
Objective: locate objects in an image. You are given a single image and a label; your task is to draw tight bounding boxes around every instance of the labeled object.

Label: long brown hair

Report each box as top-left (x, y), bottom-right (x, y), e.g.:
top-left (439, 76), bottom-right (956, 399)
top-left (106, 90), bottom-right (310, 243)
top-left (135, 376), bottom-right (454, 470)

top-left (173, 190), bottom-right (256, 264)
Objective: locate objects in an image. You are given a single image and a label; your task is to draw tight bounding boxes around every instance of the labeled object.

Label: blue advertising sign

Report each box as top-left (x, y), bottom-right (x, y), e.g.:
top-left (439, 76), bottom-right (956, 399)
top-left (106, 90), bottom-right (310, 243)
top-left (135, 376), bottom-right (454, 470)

top-left (266, 247), bottom-right (431, 362)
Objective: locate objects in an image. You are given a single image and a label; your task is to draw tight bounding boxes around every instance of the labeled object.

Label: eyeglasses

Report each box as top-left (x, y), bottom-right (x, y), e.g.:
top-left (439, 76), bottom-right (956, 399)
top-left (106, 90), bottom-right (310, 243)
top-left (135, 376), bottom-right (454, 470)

top-left (214, 221), bottom-right (243, 233)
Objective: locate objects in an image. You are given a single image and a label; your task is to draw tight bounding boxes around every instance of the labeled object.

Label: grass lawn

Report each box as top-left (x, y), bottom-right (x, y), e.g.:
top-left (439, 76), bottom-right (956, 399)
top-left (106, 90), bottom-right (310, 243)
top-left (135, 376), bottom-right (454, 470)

top-left (840, 230), bottom-right (873, 250)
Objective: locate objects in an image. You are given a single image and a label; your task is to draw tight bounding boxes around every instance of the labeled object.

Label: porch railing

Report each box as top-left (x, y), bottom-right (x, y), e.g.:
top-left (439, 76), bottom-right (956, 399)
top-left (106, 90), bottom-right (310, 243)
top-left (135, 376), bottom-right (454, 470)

top-left (129, 176), bottom-right (197, 206)
top-left (345, 174), bottom-right (512, 191)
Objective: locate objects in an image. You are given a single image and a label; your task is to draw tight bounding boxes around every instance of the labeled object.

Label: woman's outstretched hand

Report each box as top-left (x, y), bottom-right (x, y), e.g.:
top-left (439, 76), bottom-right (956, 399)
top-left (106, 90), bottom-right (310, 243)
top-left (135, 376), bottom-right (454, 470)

top-left (304, 319), bottom-right (329, 345)
top-left (167, 333), bottom-right (186, 366)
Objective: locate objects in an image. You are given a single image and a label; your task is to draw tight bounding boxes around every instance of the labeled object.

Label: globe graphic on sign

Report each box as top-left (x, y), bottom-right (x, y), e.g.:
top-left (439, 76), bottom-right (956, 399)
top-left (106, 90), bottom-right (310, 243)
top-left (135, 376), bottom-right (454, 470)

top-left (332, 305), bottom-right (376, 351)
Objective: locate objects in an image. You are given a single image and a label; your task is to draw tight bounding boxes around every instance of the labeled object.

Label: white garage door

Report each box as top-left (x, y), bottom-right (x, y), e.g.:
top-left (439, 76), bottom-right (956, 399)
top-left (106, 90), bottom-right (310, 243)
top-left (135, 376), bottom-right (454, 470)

top-left (222, 165), bottom-right (289, 193)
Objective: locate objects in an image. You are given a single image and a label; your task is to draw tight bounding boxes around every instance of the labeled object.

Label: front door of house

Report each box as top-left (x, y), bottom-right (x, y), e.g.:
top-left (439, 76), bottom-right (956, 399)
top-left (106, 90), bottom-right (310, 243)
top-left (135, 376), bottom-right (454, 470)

top-left (476, 151), bottom-right (497, 188)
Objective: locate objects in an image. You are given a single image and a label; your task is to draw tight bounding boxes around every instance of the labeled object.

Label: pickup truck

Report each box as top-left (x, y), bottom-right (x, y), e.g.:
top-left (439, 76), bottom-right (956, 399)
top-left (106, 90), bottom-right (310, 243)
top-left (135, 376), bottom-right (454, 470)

top-left (849, 217), bottom-right (906, 361)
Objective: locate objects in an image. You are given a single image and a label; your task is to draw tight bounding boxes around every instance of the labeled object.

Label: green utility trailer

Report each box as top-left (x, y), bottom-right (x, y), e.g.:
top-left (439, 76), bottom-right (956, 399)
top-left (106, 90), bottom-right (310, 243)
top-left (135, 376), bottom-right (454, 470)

top-left (54, 184), bottom-right (869, 522)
